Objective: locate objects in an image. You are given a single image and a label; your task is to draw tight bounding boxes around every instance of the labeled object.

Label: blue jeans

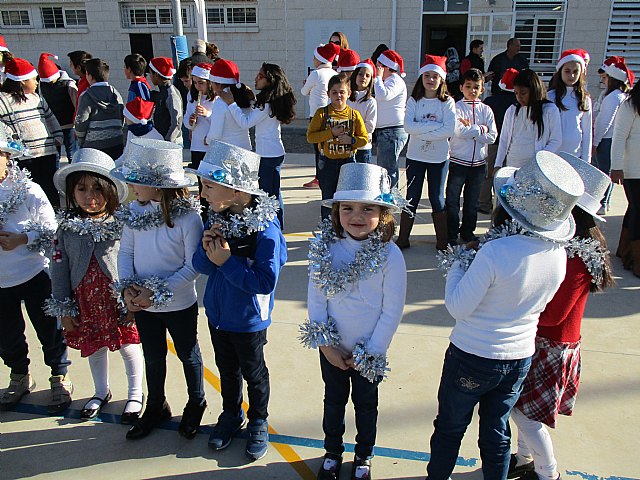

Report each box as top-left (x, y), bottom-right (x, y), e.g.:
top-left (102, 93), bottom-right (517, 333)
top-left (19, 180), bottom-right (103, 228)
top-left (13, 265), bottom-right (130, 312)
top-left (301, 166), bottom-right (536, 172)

top-left (317, 155), bottom-right (356, 220)
top-left (181, 124), bottom-right (192, 150)
top-left (427, 344), bottom-right (531, 480)
top-left (596, 138), bottom-right (614, 208)
top-left (56, 128), bottom-right (77, 163)
top-left (375, 126), bottom-right (408, 188)
top-left (405, 158), bottom-right (448, 214)
top-left (258, 155), bottom-right (285, 228)
top-left (355, 148), bottom-right (372, 164)
top-left (445, 163), bottom-right (485, 242)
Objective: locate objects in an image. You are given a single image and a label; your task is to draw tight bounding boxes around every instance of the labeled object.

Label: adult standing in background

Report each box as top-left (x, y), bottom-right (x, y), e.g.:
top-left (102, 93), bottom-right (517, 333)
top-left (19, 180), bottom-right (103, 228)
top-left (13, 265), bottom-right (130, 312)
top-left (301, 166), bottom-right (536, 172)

top-left (190, 39), bottom-right (212, 67)
top-left (460, 40), bottom-right (492, 81)
top-left (488, 38), bottom-right (529, 95)
top-left (328, 32), bottom-right (349, 69)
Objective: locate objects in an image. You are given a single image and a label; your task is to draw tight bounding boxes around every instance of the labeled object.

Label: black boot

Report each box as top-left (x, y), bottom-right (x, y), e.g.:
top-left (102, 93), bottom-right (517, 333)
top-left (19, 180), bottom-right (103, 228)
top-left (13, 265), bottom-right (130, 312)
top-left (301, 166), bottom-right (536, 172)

top-left (126, 401), bottom-right (172, 440)
top-left (395, 212), bottom-right (414, 250)
top-left (178, 400), bottom-right (207, 439)
top-left (432, 211), bottom-right (449, 251)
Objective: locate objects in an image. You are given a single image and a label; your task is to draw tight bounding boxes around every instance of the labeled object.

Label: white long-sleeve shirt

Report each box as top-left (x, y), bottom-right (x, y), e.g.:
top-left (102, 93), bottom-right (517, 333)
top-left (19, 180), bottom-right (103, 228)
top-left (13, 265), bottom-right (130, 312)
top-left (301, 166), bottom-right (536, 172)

top-left (593, 89), bottom-right (627, 146)
top-left (404, 96), bottom-right (456, 163)
top-left (373, 74), bottom-right (407, 128)
top-left (348, 91), bottom-right (377, 150)
top-left (117, 200), bottom-right (203, 313)
top-left (226, 102), bottom-right (285, 157)
top-left (307, 236), bottom-right (406, 355)
top-left (446, 235), bottom-right (566, 360)
top-left (206, 96), bottom-right (252, 150)
top-left (611, 100), bottom-right (640, 179)
top-left (183, 92), bottom-right (215, 153)
top-left (301, 65), bottom-right (335, 117)
top-left (449, 99), bottom-right (497, 166)
top-left (548, 88), bottom-right (593, 162)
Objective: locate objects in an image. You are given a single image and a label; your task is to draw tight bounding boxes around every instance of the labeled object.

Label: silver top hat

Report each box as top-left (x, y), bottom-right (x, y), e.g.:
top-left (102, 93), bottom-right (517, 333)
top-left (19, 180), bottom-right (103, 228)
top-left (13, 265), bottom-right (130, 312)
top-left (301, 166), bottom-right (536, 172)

top-left (110, 138), bottom-right (194, 188)
top-left (54, 148), bottom-right (129, 203)
top-left (0, 122), bottom-right (25, 159)
top-left (494, 151), bottom-right (585, 241)
top-left (557, 152), bottom-right (611, 222)
top-left (321, 163), bottom-right (403, 213)
top-left (185, 140), bottom-right (266, 196)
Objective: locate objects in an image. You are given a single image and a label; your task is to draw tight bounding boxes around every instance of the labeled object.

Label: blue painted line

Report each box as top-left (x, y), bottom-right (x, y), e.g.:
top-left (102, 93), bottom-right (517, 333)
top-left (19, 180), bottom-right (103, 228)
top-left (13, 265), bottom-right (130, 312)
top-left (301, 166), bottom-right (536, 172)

top-left (566, 471), bottom-right (639, 480)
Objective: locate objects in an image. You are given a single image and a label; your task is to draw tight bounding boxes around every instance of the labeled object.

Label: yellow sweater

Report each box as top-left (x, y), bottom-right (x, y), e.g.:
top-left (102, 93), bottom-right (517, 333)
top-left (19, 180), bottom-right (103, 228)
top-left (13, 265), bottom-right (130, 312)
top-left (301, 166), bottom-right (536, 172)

top-left (307, 104), bottom-right (368, 159)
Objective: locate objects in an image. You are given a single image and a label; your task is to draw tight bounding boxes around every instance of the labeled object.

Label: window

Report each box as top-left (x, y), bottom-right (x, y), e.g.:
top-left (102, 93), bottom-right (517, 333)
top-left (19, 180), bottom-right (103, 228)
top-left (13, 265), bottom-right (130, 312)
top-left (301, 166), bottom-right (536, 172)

top-left (1, 10), bottom-right (30, 27)
top-left (65, 9), bottom-right (87, 26)
top-left (157, 7), bottom-right (188, 25)
top-left (41, 7), bottom-right (65, 28)
top-left (120, 4), bottom-right (194, 28)
top-left (606, 0), bottom-right (640, 76)
top-left (129, 8), bottom-right (157, 26)
top-left (205, 3), bottom-right (258, 26)
top-left (206, 7), bottom-right (224, 25)
top-left (422, 0), bottom-right (469, 13)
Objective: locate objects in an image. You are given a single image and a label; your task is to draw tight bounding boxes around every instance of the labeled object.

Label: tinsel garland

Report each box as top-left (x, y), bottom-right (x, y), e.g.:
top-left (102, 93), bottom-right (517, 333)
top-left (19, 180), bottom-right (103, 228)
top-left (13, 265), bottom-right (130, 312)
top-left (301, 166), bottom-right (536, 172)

top-left (309, 219), bottom-right (388, 298)
top-left (23, 220), bottom-right (55, 254)
top-left (56, 212), bottom-right (122, 242)
top-left (298, 317), bottom-right (341, 349)
top-left (112, 275), bottom-right (173, 308)
top-left (0, 165), bottom-right (29, 229)
top-left (207, 195), bottom-right (279, 238)
top-left (352, 341), bottom-right (389, 383)
top-left (566, 237), bottom-right (608, 286)
top-left (115, 196), bottom-right (201, 231)
top-left (43, 296), bottom-right (79, 318)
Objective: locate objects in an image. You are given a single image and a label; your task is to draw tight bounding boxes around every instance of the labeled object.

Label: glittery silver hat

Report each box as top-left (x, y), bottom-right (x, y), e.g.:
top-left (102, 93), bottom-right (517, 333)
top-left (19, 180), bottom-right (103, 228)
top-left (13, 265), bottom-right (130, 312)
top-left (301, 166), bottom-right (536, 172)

top-left (54, 148), bottom-right (129, 203)
top-left (321, 163), bottom-right (403, 213)
top-left (110, 138), bottom-right (194, 188)
top-left (557, 152), bottom-right (611, 222)
top-left (185, 140), bottom-right (266, 196)
top-left (0, 121), bottom-right (25, 159)
top-left (494, 151), bottom-right (585, 241)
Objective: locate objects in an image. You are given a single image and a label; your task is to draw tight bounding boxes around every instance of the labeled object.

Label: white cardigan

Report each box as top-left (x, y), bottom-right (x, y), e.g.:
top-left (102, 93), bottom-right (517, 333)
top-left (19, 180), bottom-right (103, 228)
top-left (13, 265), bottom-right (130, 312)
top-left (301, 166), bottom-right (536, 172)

top-left (611, 100), bottom-right (640, 179)
top-left (594, 89), bottom-right (628, 146)
top-left (548, 88), bottom-right (593, 163)
top-left (404, 96), bottom-right (456, 163)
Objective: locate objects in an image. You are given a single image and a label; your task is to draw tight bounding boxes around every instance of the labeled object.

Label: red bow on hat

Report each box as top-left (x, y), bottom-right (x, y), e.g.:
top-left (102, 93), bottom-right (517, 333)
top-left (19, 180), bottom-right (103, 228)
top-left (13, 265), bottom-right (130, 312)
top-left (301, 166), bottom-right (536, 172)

top-left (5, 58), bottom-right (37, 82)
top-left (337, 49), bottom-right (361, 72)
top-left (124, 97), bottom-right (155, 125)
top-left (38, 53), bottom-right (60, 83)
top-left (378, 50), bottom-right (405, 77)
top-left (149, 57), bottom-right (176, 79)
top-left (210, 58), bottom-right (241, 88)
top-left (315, 43), bottom-right (341, 65)
top-left (419, 54), bottom-right (447, 80)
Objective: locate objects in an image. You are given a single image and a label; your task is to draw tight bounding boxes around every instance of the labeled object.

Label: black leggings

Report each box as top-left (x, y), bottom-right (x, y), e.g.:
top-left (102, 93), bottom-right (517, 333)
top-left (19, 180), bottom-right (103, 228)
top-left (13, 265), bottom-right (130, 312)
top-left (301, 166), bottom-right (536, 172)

top-left (18, 155), bottom-right (59, 207)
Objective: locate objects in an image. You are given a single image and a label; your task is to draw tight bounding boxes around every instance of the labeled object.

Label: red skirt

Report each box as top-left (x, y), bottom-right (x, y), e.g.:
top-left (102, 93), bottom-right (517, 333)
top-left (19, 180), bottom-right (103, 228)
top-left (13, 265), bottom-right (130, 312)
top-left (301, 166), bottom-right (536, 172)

top-left (64, 255), bottom-right (140, 357)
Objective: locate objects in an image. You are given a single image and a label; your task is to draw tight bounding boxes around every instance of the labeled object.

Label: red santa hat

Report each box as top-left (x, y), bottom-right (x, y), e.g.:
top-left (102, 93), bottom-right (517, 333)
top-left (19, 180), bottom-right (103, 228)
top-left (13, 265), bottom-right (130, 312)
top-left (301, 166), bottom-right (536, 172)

top-left (210, 58), bottom-right (241, 88)
top-left (191, 63), bottom-right (212, 80)
top-left (37, 53), bottom-right (60, 83)
top-left (418, 54), bottom-right (447, 80)
top-left (314, 43), bottom-right (341, 65)
top-left (5, 58), bottom-right (37, 82)
top-left (605, 58), bottom-right (634, 85)
top-left (123, 97), bottom-right (155, 125)
top-left (378, 50), bottom-right (405, 77)
top-left (336, 49), bottom-right (361, 72)
top-left (149, 57), bottom-right (176, 79)
top-left (355, 58), bottom-right (376, 77)
top-left (499, 68), bottom-right (519, 92)
top-left (575, 49), bottom-right (590, 65)
top-left (0, 36), bottom-right (9, 52)
top-left (599, 55), bottom-right (623, 74)
top-left (556, 49), bottom-right (586, 71)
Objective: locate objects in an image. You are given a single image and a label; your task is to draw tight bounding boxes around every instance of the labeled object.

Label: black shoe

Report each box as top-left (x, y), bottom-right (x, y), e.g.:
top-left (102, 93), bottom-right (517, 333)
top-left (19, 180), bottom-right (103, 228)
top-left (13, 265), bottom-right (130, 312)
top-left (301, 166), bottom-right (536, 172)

top-left (126, 401), bottom-right (172, 440)
top-left (317, 452), bottom-right (343, 480)
top-left (350, 456), bottom-right (371, 480)
top-left (80, 391), bottom-right (112, 420)
top-left (178, 400), bottom-right (207, 439)
top-left (507, 454), bottom-right (535, 479)
top-left (478, 207), bottom-right (492, 215)
top-left (121, 395), bottom-right (144, 425)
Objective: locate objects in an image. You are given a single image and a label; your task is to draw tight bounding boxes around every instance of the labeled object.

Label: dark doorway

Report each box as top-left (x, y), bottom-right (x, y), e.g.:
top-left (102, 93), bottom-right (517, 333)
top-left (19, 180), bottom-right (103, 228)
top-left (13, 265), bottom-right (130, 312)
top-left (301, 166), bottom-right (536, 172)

top-left (129, 33), bottom-right (154, 62)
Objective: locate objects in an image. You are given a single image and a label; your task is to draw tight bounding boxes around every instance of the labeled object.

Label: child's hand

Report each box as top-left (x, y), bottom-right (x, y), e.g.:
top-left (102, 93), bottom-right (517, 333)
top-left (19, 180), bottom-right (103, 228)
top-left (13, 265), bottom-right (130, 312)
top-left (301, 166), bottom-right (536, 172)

top-left (320, 346), bottom-right (350, 370)
top-left (331, 124), bottom-right (345, 137)
top-left (336, 134), bottom-right (353, 145)
top-left (611, 169), bottom-right (624, 184)
top-left (189, 113), bottom-right (197, 126)
top-left (205, 234), bottom-right (231, 266)
top-left (458, 117), bottom-right (471, 127)
top-left (218, 90), bottom-right (234, 105)
top-left (131, 286), bottom-right (153, 308)
top-left (61, 316), bottom-right (79, 332)
top-left (123, 285), bottom-right (143, 311)
top-left (195, 105), bottom-right (208, 117)
top-left (465, 240), bottom-right (480, 251)
top-left (376, 65), bottom-right (384, 78)
top-left (0, 231), bottom-right (28, 251)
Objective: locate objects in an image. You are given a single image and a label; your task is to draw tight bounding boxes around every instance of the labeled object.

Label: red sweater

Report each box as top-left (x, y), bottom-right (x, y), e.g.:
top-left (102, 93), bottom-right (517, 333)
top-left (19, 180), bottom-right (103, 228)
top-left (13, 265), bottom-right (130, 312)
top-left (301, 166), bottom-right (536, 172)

top-left (537, 257), bottom-right (591, 343)
top-left (75, 75), bottom-right (90, 118)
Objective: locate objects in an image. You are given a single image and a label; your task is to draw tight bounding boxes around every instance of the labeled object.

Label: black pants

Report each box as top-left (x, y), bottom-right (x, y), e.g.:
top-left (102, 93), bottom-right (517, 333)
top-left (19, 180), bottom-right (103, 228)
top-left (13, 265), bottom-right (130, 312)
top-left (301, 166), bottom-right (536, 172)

top-left (0, 271), bottom-right (70, 376)
top-left (317, 155), bottom-right (356, 220)
top-left (209, 327), bottom-right (270, 422)
top-left (100, 143), bottom-right (124, 161)
top-left (190, 150), bottom-right (210, 221)
top-left (320, 350), bottom-right (380, 459)
top-left (623, 179), bottom-right (640, 240)
top-left (17, 154), bottom-right (59, 207)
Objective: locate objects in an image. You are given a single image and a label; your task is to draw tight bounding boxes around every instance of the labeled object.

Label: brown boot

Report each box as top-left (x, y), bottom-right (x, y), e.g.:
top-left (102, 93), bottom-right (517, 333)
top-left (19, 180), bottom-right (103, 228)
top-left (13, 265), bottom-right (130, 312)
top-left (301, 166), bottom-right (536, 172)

top-left (616, 227), bottom-right (631, 258)
top-left (432, 211), bottom-right (449, 251)
top-left (395, 212), bottom-right (414, 250)
top-left (631, 240), bottom-right (640, 278)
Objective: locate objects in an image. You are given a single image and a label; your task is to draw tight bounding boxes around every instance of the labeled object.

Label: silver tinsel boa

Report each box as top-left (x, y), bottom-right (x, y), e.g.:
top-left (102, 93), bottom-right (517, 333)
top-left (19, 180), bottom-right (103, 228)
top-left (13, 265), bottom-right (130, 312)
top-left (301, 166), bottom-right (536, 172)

top-left (115, 196), bottom-right (201, 231)
top-left (113, 275), bottom-right (173, 308)
top-left (0, 165), bottom-right (29, 229)
top-left (23, 220), bottom-right (55, 254)
top-left (207, 195), bottom-right (279, 238)
top-left (298, 316), bottom-right (341, 349)
top-left (57, 212), bottom-right (122, 242)
top-left (352, 341), bottom-right (389, 383)
top-left (309, 219), bottom-right (389, 298)
top-left (43, 296), bottom-right (79, 318)
top-left (566, 237), bottom-right (608, 286)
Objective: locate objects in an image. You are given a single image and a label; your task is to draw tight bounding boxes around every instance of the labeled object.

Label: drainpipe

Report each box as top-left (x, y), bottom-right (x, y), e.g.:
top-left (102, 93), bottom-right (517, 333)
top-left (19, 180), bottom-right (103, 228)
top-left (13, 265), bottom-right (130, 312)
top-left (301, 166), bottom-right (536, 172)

top-left (172, 0), bottom-right (183, 36)
top-left (391, 0), bottom-right (397, 50)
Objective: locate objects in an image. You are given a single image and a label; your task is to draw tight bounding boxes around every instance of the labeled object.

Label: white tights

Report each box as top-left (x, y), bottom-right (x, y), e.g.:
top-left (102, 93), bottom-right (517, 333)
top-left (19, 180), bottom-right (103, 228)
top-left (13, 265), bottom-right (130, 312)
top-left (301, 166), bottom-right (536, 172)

top-left (85, 344), bottom-right (144, 413)
top-left (511, 408), bottom-right (559, 480)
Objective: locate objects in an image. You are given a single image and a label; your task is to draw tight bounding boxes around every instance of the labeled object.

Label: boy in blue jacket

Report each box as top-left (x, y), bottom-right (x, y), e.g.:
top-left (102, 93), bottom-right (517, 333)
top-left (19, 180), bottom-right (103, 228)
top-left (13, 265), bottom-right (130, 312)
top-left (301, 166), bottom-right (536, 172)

top-left (190, 140), bottom-right (286, 461)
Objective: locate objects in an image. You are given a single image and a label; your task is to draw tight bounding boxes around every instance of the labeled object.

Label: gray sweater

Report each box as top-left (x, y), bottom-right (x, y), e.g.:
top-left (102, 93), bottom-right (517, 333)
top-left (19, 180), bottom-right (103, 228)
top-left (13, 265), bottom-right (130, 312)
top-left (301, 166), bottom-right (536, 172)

top-left (75, 82), bottom-right (124, 149)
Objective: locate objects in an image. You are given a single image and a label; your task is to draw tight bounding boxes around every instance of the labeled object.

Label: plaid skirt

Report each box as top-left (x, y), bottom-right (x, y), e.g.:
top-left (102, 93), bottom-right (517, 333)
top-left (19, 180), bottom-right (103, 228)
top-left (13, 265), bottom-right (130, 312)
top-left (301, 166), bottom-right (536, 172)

top-left (515, 336), bottom-right (581, 428)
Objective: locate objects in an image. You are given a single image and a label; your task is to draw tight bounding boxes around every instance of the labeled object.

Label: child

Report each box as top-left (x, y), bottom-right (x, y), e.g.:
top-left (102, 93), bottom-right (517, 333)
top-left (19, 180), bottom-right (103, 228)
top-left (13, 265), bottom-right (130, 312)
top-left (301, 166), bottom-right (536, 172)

top-left (301, 42), bottom-right (341, 189)
top-left (495, 69), bottom-right (561, 170)
top-left (120, 97), bottom-right (164, 162)
top-left (218, 62), bottom-right (296, 227)
top-left (47, 148), bottom-right (144, 423)
top-left (347, 59), bottom-right (377, 164)
top-left (446, 68), bottom-right (497, 245)
top-left (307, 73), bottom-right (368, 220)
top-left (396, 55), bottom-right (456, 251)
top-left (175, 57), bottom-right (194, 149)
top-left (427, 151), bottom-right (584, 480)
top-left (0, 58), bottom-right (63, 206)
top-left (67, 50), bottom-right (92, 113)
top-left (509, 153), bottom-right (614, 480)
top-left (206, 58), bottom-right (253, 150)
top-left (75, 58), bottom-right (124, 160)
top-left (300, 162), bottom-right (407, 480)
top-left (111, 138), bottom-right (206, 440)
top-left (189, 140), bottom-right (287, 460)
top-left (184, 63), bottom-right (215, 170)
top-left (336, 49), bottom-right (361, 78)
top-left (548, 50), bottom-right (593, 163)
top-left (0, 36), bottom-right (12, 85)
top-left (0, 123), bottom-right (72, 415)
top-left (148, 57), bottom-right (183, 145)
top-left (123, 53), bottom-right (151, 102)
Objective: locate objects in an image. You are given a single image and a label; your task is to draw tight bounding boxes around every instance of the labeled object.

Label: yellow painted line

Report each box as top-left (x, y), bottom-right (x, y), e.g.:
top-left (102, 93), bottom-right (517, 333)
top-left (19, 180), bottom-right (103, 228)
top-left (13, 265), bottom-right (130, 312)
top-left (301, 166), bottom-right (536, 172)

top-left (167, 339), bottom-right (316, 480)
top-left (283, 232), bottom-right (313, 238)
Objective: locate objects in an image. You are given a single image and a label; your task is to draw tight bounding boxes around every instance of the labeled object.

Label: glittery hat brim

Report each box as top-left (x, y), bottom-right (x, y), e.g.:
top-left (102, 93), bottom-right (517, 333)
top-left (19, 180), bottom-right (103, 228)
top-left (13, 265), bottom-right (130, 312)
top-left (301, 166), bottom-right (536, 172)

top-left (0, 141), bottom-right (24, 159)
top-left (184, 168), bottom-right (268, 196)
top-left (321, 197), bottom-right (401, 213)
top-left (494, 167), bottom-right (576, 242)
top-left (110, 168), bottom-right (195, 189)
top-left (556, 152), bottom-right (608, 222)
top-left (54, 163), bottom-right (129, 203)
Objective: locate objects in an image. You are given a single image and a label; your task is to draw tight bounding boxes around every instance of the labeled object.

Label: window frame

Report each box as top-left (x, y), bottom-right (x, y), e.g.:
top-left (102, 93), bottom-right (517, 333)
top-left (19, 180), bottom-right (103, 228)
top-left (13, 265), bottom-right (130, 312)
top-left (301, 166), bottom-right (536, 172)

top-left (0, 9), bottom-right (31, 28)
top-left (204, 2), bottom-right (258, 27)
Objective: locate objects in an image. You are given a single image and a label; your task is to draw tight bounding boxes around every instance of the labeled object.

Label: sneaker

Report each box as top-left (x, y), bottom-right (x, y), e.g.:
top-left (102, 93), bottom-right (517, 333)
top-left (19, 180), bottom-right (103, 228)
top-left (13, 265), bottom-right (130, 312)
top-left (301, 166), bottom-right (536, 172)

top-left (318, 452), bottom-right (343, 480)
top-left (303, 178), bottom-right (320, 189)
top-left (208, 410), bottom-right (245, 451)
top-left (245, 418), bottom-right (269, 460)
top-left (0, 373), bottom-right (36, 411)
top-left (351, 456), bottom-right (372, 480)
top-left (48, 374), bottom-right (73, 415)
top-left (507, 454), bottom-right (535, 479)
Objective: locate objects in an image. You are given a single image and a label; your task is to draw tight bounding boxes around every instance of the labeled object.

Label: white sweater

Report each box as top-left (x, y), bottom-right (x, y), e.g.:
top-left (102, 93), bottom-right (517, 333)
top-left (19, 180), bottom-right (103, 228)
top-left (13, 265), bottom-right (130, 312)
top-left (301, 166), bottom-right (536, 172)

top-left (206, 96), bottom-right (252, 150)
top-left (348, 91), bottom-right (377, 150)
top-left (449, 99), bottom-right (497, 166)
top-left (183, 93), bottom-right (215, 152)
top-left (404, 96), bottom-right (456, 163)
top-left (226, 102), bottom-right (285, 157)
top-left (307, 236), bottom-right (406, 355)
top-left (0, 173), bottom-right (56, 288)
top-left (373, 74), bottom-right (407, 128)
top-left (548, 88), bottom-right (593, 163)
top-left (611, 100), bottom-right (640, 179)
top-left (446, 235), bottom-right (566, 360)
top-left (593, 89), bottom-right (628, 146)
top-left (117, 200), bottom-right (203, 313)
top-left (301, 65), bottom-right (335, 117)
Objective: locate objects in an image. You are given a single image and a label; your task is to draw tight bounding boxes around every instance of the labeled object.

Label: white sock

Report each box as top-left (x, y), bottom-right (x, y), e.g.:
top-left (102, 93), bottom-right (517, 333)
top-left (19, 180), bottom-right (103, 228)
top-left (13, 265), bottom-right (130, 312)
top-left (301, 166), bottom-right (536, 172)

top-left (120, 343), bottom-right (144, 413)
top-left (512, 408), bottom-right (559, 480)
top-left (86, 347), bottom-right (109, 410)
